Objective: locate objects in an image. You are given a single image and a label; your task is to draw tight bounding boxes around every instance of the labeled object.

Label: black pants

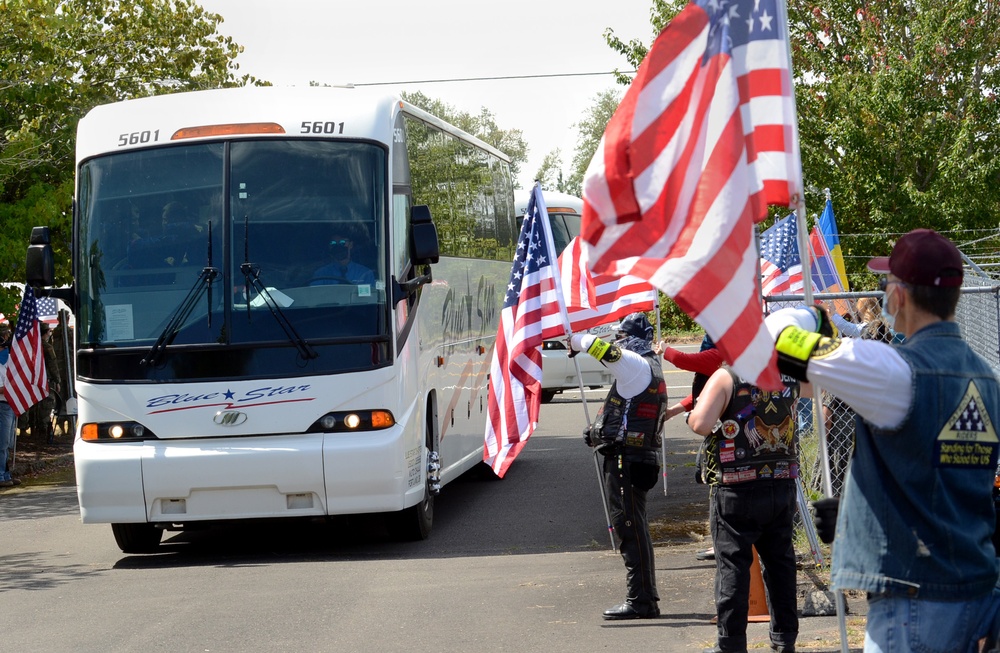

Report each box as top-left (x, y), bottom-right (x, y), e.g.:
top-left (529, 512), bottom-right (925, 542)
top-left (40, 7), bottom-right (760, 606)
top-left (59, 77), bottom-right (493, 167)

top-left (603, 454), bottom-right (659, 608)
top-left (709, 480), bottom-right (798, 652)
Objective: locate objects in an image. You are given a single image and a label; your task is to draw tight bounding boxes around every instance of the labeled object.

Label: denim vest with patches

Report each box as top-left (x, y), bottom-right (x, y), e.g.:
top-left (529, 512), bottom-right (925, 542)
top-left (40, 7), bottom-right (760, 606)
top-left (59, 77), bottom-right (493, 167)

top-left (831, 321), bottom-right (1000, 600)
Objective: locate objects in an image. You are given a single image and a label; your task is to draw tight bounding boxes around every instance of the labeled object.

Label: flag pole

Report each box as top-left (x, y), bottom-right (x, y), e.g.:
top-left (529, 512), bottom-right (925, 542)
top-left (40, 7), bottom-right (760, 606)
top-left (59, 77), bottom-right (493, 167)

top-left (775, 0), bottom-right (847, 649)
top-left (533, 183), bottom-right (614, 551)
top-left (654, 293), bottom-right (668, 496)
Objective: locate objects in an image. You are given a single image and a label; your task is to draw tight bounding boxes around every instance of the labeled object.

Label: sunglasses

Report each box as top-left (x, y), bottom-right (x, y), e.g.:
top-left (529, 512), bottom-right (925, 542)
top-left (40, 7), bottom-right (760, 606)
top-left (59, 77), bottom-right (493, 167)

top-left (329, 239), bottom-right (350, 247)
top-left (878, 276), bottom-right (907, 292)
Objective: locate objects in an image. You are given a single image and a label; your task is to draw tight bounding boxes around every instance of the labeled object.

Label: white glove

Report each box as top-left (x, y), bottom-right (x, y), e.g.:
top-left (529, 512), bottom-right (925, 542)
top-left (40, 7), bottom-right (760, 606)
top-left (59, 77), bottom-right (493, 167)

top-left (570, 333), bottom-right (596, 353)
top-left (764, 307), bottom-right (820, 340)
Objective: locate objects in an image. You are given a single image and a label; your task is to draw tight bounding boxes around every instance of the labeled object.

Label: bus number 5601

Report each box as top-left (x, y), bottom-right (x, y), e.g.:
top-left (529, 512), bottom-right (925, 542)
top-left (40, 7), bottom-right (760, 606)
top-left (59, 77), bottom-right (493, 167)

top-left (117, 130), bottom-right (159, 147)
top-left (300, 121), bottom-right (345, 134)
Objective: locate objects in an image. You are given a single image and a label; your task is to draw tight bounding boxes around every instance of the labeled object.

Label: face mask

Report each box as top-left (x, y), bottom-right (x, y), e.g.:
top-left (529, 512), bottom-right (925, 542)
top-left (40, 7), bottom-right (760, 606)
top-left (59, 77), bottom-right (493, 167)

top-left (882, 286), bottom-right (897, 333)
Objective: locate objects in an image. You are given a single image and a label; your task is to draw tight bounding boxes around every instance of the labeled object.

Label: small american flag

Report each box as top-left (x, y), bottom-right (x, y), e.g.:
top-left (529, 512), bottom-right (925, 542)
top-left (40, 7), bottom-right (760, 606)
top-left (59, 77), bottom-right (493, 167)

top-left (579, 0), bottom-right (800, 391)
top-left (36, 296), bottom-right (60, 326)
top-left (557, 236), bottom-right (657, 332)
top-left (484, 185), bottom-right (561, 477)
top-left (3, 286), bottom-right (49, 416)
top-left (759, 214), bottom-right (804, 296)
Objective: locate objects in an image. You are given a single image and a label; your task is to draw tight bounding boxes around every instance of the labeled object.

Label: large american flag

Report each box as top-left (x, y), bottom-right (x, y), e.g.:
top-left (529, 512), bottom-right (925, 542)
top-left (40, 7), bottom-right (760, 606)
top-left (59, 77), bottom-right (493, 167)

top-left (3, 286), bottom-right (49, 416)
top-left (557, 236), bottom-right (657, 332)
top-left (580, 0), bottom-right (800, 391)
top-left (484, 185), bottom-right (561, 477)
top-left (759, 214), bottom-right (804, 296)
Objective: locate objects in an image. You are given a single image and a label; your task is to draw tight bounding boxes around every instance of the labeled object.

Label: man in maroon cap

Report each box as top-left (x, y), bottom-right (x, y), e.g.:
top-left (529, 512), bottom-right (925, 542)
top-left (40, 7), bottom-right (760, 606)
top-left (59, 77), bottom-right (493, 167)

top-left (766, 229), bottom-right (1000, 652)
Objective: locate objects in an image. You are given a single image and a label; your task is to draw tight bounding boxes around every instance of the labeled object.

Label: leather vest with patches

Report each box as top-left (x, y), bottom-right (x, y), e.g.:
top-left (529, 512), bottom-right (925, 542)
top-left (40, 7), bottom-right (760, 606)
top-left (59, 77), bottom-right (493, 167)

top-left (595, 353), bottom-right (666, 458)
top-left (705, 369), bottom-right (799, 486)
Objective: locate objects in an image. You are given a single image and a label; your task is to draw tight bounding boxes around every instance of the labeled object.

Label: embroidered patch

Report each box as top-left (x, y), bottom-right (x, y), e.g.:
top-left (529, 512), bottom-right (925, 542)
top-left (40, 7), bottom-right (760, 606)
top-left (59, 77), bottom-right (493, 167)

top-left (935, 380), bottom-right (999, 469)
top-left (720, 439), bottom-right (736, 463)
top-left (757, 464), bottom-right (773, 479)
top-left (721, 420), bottom-right (739, 438)
top-left (625, 431), bottom-right (645, 448)
top-left (636, 403), bottom-right (658, 419)
top-left (811, 336), bottom-right (842, 359)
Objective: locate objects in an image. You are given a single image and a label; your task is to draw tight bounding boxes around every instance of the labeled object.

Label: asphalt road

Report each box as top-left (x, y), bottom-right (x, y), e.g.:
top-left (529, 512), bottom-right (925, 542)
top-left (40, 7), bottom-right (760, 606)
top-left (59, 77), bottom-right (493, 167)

top-left (1, 358), bottom-right (855, 652)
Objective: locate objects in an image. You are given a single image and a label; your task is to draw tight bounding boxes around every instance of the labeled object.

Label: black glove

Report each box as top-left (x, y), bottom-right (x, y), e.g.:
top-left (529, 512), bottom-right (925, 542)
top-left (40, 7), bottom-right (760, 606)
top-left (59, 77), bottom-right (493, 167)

top-left (812, 497), bottom-right (840, 544)
top-left (814, 305), bottom-right (837, 338)
top-left (582, 426), bottom-right (597, 447)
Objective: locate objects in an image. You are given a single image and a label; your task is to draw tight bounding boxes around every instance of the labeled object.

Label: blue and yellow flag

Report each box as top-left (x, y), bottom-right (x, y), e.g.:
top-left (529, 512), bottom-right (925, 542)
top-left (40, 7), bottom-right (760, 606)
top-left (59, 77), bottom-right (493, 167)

top-left (818, 197), bottom-right (849, 291)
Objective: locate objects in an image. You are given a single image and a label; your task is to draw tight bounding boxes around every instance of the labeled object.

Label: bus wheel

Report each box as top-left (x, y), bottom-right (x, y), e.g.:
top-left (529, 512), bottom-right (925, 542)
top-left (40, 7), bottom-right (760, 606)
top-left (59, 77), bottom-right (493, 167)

top-left (388, 449), bottom-right (435, 541)
top-left (541, 390), bottom-right (557, 403)
top-left (111, 523), bottom-right (162, 553)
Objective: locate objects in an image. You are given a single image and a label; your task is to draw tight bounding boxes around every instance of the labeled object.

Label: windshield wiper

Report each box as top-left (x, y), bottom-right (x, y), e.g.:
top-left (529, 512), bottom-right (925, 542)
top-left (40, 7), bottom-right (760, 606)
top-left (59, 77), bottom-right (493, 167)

top-left (241, 214), bottom-right (317, 361)
top-left (141, 266), bottom-right (218, 367)
top-left (141, 224), bottom-right (217, 367)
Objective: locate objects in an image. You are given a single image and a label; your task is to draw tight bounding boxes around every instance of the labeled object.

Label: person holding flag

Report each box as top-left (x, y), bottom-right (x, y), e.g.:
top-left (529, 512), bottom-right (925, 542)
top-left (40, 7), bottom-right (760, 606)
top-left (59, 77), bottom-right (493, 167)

top-left (0, 323), bottom-right (18, 487)
top-left (771, 229), bottom-right (1000, 651)
top-left (2, 285), bottom-right (50, 486)
top-left (569, 312), bottom-right (667, 620)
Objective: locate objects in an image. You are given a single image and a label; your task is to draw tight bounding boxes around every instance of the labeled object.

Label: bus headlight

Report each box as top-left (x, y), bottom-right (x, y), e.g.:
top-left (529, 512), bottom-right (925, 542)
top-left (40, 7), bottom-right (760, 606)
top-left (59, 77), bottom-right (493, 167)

top-left (81, 421), bottom-right (155, 442)
top-left (307, 410), bottom-right (395, 433)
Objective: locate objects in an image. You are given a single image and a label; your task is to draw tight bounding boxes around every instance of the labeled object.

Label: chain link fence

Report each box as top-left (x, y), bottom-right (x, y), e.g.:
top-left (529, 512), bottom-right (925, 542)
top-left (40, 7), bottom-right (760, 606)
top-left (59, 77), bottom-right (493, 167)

top-left (764, 262), bottom-right (1000, 500)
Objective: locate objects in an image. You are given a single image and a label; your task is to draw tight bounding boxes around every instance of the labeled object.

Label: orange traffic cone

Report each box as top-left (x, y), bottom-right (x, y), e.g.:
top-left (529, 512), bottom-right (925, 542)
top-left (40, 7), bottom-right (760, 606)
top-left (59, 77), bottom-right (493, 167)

top-left (747, 545), bottom-right (770, 623)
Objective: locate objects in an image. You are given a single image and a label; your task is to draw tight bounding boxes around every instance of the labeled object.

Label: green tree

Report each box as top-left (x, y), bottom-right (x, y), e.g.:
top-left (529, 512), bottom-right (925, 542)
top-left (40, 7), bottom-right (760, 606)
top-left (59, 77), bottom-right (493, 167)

top-left (567, 88), bottom-right (622, 197)
top-left (401, 91), bottom-right (528, 179)
top-left (0, 0), bottom-right (252, 317)
top-left (607, 0), bottom-right (1000, 286)
top-left (789, 0), bottom-right (1000, 279)
top-left (533, 149), bottom-right (564, 191)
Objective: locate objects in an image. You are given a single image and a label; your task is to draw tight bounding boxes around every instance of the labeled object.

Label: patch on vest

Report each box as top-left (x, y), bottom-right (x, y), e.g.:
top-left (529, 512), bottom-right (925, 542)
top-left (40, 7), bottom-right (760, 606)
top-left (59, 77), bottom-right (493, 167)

top-left (625, 431), bottom-right (646, 448)
top-left (720, 439), bottom-right (736, 463)
top-left (635, 402), bottom-right (659, 419)
top-left (721, 420), bottom-right (739, 438)
top-left (722, 468), bottom-right (758, 484)
top-left (934, 380), bottom-right (999, 469)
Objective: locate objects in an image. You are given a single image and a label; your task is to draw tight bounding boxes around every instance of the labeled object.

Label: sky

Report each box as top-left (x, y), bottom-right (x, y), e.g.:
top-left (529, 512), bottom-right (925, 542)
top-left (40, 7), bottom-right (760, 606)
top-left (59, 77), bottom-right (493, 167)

top-left (196, 0), bottom-right (656, 190)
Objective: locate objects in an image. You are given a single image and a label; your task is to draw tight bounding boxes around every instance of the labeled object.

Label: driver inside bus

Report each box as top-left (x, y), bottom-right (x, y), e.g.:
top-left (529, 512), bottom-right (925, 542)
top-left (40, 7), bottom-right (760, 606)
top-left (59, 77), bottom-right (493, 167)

top-left (309, 232), bottom-right (375, 286)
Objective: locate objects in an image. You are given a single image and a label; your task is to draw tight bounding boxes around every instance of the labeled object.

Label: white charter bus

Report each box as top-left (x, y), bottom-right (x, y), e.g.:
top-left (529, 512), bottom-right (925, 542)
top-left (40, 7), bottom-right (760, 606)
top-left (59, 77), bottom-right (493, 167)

top-left (27, 87), bottom-right (516, 552)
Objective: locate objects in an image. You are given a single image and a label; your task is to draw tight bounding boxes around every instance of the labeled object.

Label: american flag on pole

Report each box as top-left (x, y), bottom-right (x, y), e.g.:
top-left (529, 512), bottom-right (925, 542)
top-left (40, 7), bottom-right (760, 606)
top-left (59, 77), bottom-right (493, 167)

top-left (759, 214), bottom-right (805, 296)
top-left (36, 296), bottom-right (60, 326)
top-left (3, 285), bottom-right (49, 416)
top-left (484, 185), bottom-right (561, 477)
top-left (579, 0), bottom-right (800, 391)
top-left (557, 236), bottom-right (657, 332)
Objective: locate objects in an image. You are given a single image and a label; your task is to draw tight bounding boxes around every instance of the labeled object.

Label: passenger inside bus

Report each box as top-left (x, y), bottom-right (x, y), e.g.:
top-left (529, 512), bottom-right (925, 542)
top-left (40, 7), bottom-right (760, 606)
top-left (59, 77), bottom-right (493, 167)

top-left (128, 201), bottom-right (207, 269)
top-left (308, 230), bottom-right (375, 286)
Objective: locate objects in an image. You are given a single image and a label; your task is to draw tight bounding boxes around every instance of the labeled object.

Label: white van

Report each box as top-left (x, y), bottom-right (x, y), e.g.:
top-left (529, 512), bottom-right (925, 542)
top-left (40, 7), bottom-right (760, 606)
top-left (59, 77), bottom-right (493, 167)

top-left (514, 189), bottom-right (615, 402)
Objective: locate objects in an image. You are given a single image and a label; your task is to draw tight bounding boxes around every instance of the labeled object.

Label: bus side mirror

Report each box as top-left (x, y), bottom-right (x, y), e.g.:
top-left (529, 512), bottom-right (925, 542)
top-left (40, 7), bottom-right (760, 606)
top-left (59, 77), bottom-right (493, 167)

top-left (26, 226), bottom-right (55, 288)
top-left (410, 205), bottom-right (439, 265)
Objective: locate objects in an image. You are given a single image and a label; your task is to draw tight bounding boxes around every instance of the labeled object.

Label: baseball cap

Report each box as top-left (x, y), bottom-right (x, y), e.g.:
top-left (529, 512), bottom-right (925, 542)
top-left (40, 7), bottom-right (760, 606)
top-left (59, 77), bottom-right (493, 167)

top-left (867, 228), bottom-right (963, 287)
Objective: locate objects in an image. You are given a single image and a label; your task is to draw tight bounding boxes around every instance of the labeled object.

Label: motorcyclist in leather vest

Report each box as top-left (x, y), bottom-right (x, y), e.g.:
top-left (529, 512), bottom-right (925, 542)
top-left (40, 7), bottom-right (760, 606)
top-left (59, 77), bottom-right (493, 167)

top-left (570, 312), bottom-right (667, 620)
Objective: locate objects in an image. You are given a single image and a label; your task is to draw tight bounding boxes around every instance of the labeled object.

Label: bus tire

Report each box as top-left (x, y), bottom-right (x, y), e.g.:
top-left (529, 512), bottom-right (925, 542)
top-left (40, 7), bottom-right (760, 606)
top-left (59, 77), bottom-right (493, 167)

top-left (388, 491), bottom-right (433, 541)
top-left (111, 523), bottom-right (162, 553)
top-left (541, 390), bottom-right (557, 404)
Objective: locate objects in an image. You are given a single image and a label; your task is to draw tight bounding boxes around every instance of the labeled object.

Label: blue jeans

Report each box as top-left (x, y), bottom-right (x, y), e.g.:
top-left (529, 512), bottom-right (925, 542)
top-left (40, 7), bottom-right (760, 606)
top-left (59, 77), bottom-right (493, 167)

top-left (865, 591), bottom-right (1000, 653)
top-left (0, 401), bottom-right (16, 481)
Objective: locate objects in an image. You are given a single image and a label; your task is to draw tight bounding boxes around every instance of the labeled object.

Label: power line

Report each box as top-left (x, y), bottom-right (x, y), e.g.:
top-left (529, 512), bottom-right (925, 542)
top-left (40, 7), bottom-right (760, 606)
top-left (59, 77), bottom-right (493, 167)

top-left (352, 70), bottom-right (637, 87)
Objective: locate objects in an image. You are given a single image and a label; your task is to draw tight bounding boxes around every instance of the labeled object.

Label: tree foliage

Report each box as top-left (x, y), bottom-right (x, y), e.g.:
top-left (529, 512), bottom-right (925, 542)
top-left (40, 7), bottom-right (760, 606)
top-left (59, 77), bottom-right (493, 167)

top-left (606, 0), bottom-right (1000, 285)
top-left (790, 0), bottom-right (1000, 274)
top-left (533, 148), bottom-right (564, 191)
top-left (0, 0), bottom-right (252, 317)
top-left (401, 91), bottom-right (528, 179)
top-left (567, 88), bottom-right (622, 197)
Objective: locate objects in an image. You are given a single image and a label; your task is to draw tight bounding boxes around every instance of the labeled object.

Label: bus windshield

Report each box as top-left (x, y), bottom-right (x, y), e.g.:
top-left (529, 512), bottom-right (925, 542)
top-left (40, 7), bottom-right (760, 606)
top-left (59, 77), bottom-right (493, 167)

top-left (76, 139), bottom-right (388, 379)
